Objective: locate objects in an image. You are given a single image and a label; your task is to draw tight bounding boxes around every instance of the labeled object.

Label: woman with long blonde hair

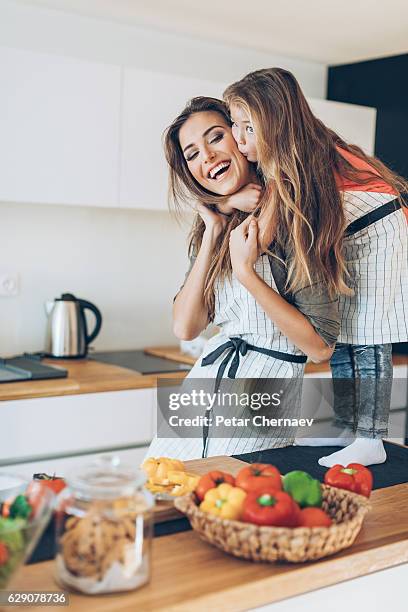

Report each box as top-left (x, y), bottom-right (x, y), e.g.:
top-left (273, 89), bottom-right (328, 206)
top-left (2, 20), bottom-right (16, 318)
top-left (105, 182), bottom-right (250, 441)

top-left (224, 67), bottom-right (408, 466)
top-left (145, 96), bottom-right (341, 461)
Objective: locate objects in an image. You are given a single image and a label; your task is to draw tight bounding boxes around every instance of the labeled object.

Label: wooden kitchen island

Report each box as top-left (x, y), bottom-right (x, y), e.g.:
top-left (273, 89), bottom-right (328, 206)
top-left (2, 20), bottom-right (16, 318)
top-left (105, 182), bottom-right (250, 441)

top-left (8, 482), bottom-right (408, 612)
top-left (2, 349), bottom-right (408, 610)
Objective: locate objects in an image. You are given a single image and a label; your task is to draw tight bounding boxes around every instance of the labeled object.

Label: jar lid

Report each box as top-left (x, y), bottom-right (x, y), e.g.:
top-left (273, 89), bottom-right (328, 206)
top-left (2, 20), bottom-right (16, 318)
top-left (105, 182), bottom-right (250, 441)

top-left (66, 455), bottom-right (147, 500)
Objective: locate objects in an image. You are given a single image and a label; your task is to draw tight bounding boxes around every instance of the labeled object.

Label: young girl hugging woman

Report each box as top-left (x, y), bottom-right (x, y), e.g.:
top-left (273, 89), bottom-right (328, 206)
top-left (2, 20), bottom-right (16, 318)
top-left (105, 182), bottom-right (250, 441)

top-left (223, 68), bottom-right (408, 466)
top-left (145, 96), bottom-right (341, 461)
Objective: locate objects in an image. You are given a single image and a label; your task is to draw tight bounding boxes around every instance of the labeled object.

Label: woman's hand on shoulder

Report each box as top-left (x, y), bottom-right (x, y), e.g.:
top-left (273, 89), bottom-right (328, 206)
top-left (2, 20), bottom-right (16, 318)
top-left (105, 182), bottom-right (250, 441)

top-left (229, 216), bottom-right (259, 283)
top-left (225, 183), bottom-right (262, 213)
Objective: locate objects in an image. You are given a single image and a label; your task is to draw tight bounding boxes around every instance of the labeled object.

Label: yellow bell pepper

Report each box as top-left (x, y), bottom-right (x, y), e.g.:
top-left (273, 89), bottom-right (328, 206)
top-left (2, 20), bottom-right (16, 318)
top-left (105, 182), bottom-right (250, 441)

top-left (199, 483), bottom-right (247, 520)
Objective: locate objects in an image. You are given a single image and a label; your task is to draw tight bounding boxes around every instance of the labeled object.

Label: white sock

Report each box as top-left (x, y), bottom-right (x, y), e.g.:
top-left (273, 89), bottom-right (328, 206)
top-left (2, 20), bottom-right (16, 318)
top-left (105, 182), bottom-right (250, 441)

top-left (318, 438), bottom-right (387, 467)
top-left (294, 429), bottom-right (354, 447)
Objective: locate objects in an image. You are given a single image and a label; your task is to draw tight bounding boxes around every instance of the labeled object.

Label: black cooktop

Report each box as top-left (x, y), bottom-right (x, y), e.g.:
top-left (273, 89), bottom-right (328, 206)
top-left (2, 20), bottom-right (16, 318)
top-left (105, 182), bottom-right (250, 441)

top-left (0, 355), bottom-right (68, 383)
top-left (90, 350), bottom-right (191, 374)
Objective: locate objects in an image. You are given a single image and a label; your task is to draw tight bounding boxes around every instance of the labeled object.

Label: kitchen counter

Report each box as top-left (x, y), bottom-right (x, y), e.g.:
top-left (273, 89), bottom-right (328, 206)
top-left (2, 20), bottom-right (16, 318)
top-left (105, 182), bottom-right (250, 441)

top-left (9, 481), bottom-right (408, 612)
top-left (0, 356), bottom-right (187, 402)
top-left (1, 348), bottom-right (407, 402)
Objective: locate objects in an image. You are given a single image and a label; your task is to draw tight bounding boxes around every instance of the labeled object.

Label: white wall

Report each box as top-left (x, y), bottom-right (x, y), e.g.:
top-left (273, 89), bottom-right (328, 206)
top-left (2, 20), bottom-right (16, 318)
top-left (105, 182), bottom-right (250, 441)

top-left (0, 203), bottom-right (193, 356)
top-left (0, 0), bottom-right (327, 356)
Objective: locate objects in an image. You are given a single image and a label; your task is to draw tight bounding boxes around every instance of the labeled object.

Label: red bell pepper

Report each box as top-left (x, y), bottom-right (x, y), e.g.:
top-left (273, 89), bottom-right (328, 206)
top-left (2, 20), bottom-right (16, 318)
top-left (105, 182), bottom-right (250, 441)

top-left (242, 487), bottom-right (300, 527)
top-left (195, 471), bottom-right (235, 502)
top-left (324, 463), bottom-right (373, 498)
top-left (235, 464), bottom-right (282, 493)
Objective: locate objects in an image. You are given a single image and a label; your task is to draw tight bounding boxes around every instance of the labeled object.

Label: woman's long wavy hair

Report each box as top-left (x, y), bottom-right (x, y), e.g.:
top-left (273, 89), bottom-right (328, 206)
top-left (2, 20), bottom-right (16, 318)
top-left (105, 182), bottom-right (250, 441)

top-left (224, 67), bottom-right (408, 299)
top-left (163, 96), bottom-right (259, 320)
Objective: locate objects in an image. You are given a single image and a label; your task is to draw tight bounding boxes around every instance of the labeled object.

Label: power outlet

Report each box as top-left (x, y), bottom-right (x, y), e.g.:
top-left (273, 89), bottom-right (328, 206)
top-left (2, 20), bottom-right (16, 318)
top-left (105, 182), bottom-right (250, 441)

top-left (0, 272), bottom-right (19, 296)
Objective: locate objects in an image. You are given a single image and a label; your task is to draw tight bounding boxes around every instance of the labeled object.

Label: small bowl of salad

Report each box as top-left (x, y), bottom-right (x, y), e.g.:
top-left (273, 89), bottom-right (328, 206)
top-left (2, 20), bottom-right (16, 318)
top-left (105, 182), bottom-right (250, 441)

top-left (0, 475), bottom-right (56, 588)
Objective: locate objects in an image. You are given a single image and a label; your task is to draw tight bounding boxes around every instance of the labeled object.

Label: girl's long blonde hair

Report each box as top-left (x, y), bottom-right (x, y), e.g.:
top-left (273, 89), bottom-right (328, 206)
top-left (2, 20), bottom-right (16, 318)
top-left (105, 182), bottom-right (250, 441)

top-left (224, 67), bottom-right (408, 299)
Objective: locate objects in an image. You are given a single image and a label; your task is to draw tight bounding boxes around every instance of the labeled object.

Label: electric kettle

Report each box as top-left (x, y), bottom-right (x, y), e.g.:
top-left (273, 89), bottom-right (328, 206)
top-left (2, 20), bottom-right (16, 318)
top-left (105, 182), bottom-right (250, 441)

top-left (45, 293), bottom-right (102, 358)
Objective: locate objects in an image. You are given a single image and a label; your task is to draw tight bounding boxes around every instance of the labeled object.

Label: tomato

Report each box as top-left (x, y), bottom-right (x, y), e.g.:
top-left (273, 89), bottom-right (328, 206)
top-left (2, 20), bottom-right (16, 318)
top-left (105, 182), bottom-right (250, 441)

top-left (242, 487), bottom-right (299, 527)
top-left (26, 476), bottom-right (65, 519)
top-left (195, 471), bottom-right (235, 502)
top-left (1, 500), bottom-right (11, 518)
top-left (235, 464), bottom-right (282, 493)
top-left (298, 507), bottom-right (332, 527)
top-left (0, 541), bottom-right (9, 565)
top-left (32, 474), bottom-right (66, 495)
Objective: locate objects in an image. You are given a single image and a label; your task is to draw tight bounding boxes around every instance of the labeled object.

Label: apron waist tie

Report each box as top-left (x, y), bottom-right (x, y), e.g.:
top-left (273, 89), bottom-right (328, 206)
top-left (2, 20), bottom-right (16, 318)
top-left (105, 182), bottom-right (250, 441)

top-left (200, 337), bottom-right (307, 457)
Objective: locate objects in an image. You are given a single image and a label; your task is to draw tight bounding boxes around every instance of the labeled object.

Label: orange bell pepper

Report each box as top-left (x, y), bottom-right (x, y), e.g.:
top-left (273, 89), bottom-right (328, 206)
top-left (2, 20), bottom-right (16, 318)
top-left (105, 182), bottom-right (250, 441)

top-left (195, 471), bottom-right (235, 501)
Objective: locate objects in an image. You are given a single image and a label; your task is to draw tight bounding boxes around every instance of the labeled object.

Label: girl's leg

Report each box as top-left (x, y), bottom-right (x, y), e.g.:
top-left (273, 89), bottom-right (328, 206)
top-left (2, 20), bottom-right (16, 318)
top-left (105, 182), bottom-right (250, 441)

top-left (295, 344), bottom-right (355, 446)
top-left (318, 344), bottom-right (392, 467)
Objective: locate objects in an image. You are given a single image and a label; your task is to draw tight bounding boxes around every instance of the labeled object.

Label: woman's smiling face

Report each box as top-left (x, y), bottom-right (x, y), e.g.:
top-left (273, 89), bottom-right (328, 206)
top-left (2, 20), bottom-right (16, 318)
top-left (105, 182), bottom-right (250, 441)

top-left (178, 111), bottom-right (251, 196)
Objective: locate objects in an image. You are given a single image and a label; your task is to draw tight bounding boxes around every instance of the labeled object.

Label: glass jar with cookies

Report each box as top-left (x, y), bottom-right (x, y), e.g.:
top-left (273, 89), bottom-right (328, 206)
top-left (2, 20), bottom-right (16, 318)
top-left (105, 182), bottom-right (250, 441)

top-left (54, 455), bottom-right (154, 594)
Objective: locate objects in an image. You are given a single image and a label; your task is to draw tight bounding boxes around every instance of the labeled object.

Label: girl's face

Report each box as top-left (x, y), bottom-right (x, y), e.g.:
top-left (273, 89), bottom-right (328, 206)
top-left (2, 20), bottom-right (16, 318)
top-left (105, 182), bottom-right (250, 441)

top-left (230, 104), bottom-right (258, 163)
top-left (178, 111), bottom-right (251, 195)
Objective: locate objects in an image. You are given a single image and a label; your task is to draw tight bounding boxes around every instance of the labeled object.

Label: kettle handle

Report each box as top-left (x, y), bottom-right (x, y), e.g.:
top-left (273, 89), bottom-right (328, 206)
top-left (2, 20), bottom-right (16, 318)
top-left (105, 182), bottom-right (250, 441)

top-left (78, 299), bottom-right (103, 346)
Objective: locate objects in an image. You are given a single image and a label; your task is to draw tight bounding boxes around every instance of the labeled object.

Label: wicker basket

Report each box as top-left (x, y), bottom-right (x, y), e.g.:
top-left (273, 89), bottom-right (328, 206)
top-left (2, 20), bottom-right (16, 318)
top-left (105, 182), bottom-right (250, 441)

top-left (174, 484), bottom-right (371, 563)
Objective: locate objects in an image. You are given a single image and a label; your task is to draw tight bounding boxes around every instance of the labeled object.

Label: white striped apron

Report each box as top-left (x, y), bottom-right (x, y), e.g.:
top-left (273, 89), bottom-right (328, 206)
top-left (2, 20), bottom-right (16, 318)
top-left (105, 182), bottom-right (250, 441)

top-left (339, 191), bottom-right (408, 344)
top-left (146, 253), bottom-right (306, 460)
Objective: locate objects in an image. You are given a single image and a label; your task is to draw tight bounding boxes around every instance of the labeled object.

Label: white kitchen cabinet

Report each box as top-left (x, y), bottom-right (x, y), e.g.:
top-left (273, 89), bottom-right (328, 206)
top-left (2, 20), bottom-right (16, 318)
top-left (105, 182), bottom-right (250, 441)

top-left (0, 45), bottom-right (377, 211)
top-left (0, 388), bottom-right (155, 463)
top-left (119, 68), bottom-right (226, 210)
top-left (0, 46), bottom-right (120, 207)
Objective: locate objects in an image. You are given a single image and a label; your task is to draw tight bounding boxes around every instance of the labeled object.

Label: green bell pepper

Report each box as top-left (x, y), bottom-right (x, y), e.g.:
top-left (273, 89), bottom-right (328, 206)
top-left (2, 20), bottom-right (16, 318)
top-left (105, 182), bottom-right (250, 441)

top-left (283, 470), bottom-right (322, 508)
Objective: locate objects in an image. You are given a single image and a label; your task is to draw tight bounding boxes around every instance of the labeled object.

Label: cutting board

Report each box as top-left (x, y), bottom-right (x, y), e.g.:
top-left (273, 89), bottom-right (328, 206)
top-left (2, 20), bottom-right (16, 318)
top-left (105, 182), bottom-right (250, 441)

top-left (144, 345), bottom-right (197, 366)
top-left (152, 455), bottom-right (247, 523)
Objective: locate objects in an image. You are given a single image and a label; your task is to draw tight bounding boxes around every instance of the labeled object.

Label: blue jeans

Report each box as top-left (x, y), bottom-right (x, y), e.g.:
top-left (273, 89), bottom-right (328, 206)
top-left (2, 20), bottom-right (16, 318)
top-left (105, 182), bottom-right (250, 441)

top-left (329, 343), bottom-right (393, 438)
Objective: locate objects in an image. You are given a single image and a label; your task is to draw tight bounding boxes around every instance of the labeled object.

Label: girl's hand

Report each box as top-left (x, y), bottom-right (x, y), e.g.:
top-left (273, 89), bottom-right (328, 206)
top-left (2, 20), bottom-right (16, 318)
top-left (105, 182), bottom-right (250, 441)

top-left (224, 183), bottom-right (262, 213)
top-left (229, 217), bottom-right (259, 281)
top-left (196, 202), bottom-right (228, 238)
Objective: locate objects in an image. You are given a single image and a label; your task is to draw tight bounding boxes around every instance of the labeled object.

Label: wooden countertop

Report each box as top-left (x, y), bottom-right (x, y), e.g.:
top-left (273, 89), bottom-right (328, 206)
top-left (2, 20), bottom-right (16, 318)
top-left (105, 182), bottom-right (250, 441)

top-left (0, 357), bottom-right (187, 402)
top-left (9, 482), bottom-right (408, 611)
top-left (1, 347), bottom-right (407, 402)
